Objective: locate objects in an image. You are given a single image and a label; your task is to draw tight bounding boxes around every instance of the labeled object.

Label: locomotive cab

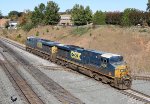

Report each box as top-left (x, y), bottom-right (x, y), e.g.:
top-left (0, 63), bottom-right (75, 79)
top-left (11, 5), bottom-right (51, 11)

top-left (101, 53), bottom-right (132, 89)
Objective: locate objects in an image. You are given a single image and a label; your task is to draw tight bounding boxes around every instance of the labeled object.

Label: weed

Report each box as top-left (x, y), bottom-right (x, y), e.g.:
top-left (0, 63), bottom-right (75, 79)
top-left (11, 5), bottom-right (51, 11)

top-left (46, 28), bottom-right (49, 32)
top-left (16, 34), bottom-right (22, 38)
top-left (36, 31), bottom-right (39, 36)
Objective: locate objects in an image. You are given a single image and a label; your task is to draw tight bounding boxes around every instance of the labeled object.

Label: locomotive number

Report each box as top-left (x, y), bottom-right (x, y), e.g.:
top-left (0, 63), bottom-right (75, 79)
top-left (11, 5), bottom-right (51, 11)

top-left (71, 51), bottom-right (81, 60)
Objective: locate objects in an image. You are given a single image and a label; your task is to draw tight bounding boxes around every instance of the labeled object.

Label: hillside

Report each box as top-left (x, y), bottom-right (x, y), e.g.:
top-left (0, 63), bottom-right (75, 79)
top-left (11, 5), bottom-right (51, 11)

top-left (0, 25), bottom-right (150, 75)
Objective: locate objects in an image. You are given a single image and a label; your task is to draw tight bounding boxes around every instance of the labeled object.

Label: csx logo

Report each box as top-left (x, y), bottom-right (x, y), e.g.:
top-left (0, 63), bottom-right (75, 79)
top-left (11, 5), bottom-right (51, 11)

top-left (37, 42), bottom-right (42, 48)
top-left (71, 51), bottom-right (81, 60)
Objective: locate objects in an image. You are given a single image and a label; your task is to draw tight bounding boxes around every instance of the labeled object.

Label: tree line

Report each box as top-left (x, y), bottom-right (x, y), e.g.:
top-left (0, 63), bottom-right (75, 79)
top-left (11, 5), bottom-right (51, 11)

top-left (1, 1), bottom-right (150, 31)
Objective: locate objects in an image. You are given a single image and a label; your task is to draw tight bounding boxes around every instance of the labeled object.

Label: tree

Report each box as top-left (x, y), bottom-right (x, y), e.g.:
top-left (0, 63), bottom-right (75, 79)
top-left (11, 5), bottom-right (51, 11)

top-left (121, 8), bottom-right (137, 26)
top-left (93, 11), bottom-right (106, 25)
top-left (31, 1), bottom-right (60, 26)
top-left (0, 10), bottom-right (2, 18)
top-left (31, 3), bottom-right (46, 25)
top-left (71, 4), bottom-right (92, 26)
top-left (85, 6), bottom-right (92, 24)
top-left (147, 0), bottom-right (150, 12)
top-left (8, 11), bottom-right (23, 20)
top-left (19, 10), bottom-right (32, 26)
top-left (44, 1), bottom-right (60, 25)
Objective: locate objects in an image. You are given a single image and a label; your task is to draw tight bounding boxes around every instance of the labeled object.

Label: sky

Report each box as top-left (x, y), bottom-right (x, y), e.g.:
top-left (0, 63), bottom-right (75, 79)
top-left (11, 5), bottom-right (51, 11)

top-left (0, 0), bottom-right (148, 16)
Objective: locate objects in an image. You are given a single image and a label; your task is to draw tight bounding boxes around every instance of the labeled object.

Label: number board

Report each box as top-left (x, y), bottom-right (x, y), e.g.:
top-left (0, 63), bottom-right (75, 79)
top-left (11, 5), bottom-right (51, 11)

top-left (71, 51), bottom-right (81, 60)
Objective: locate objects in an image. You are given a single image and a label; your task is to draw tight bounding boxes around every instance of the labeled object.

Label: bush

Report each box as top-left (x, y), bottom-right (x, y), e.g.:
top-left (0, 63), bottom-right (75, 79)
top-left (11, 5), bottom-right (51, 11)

top-left (36, 31), bottom-right (39, 36)
top-left (106, 12), bottom-right (122, 25)
top-left (22, 22), bottom-right (34, 32)
top-left (17, 34), bottom-right (22, 38)
top-left (46, 28), bottom-right (49, 32)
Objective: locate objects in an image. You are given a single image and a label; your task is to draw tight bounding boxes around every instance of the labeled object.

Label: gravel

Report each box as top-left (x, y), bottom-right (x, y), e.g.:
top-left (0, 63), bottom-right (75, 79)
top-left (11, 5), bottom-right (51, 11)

top-left (2, 40), bottom-right (146, 104)
top-left (132, 80), bottom-right (150, 96)
top-left (0, 48), bottom-right (24, 104)
top-left (1, 46), bottom-right (61, 104)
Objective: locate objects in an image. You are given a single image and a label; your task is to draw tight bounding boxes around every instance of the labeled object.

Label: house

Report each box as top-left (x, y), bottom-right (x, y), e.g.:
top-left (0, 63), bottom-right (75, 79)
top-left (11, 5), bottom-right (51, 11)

top-left (8, 21), bottom-right (18, 29)
top-left (59, 15), bottom-right (73, 26)
top-left (0, 18), bottom-right (9, 28)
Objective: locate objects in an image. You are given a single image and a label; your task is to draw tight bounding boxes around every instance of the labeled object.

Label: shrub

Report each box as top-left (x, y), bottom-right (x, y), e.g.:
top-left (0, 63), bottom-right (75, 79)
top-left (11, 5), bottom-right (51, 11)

top-left (22, 22), bottom-right (34, 32)
top-left (36, 31), bottom-right (39, 36)
top-left (17, 34), bottom-right (22, 38)
top-left (46, 28), bottom-right (49, 32)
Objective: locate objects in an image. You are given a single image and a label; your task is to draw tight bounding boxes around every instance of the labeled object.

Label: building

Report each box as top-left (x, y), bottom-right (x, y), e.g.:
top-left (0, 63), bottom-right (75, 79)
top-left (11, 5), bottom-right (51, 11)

top-left (0, 18), bottom-right (9, 28)
top-left (59, 15), bottom-right (73, 26)
top-left (8, 21), bottom-right (18, 29)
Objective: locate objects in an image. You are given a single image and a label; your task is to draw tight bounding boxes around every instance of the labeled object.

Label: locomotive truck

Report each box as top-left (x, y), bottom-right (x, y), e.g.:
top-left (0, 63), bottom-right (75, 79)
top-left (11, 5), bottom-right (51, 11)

top-left (26, 36), bottom-right (132, 90)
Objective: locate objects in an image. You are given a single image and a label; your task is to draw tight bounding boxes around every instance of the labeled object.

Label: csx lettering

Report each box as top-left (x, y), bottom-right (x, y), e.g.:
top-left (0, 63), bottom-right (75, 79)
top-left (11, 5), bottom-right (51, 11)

top-left (37, 42), bottom-right (42, 48)
top-left (71, 51), bottom-right (81, 60)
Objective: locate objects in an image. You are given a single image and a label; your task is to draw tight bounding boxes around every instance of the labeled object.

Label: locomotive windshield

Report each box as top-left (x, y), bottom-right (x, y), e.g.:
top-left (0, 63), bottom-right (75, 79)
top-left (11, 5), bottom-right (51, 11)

top-left (109, 56), bottom-right (123, 63)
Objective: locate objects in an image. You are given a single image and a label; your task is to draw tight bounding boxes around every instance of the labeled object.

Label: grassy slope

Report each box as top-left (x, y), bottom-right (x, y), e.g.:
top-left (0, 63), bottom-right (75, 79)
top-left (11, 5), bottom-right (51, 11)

top-left (0, 25), bottom-right (150, 74)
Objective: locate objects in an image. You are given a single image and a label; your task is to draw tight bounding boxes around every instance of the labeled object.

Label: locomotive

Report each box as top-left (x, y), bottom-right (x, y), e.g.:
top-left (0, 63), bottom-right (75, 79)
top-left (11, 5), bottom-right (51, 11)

top-left (26, 36), bottom-right (132, 90)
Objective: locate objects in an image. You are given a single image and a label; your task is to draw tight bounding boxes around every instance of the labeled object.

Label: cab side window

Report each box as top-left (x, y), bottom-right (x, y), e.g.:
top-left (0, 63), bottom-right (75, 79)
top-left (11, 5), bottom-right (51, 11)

top-left (101, 58), bottom-right (108, 64)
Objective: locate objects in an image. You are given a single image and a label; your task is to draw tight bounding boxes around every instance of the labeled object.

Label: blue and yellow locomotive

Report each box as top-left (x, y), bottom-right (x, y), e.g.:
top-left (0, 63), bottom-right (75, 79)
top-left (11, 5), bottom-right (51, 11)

top-left (26, 36), bottom-right (132, 89)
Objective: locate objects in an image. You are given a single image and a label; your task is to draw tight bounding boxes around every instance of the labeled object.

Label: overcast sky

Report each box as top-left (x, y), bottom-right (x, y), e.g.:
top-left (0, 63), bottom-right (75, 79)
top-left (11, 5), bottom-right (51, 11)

top-left (0, 0), bottom-right (148, 16)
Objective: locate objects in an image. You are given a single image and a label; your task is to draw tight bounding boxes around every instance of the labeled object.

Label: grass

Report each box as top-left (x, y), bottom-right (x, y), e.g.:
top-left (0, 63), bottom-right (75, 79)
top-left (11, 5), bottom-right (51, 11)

top-left (71, 27), bottom-right (90, 35)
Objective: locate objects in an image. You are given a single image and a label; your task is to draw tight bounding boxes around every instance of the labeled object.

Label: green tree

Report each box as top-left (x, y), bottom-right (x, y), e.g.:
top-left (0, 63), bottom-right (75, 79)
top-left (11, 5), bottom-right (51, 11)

top-left (44, 1), bottom-right (60, 25)
top-left (8, 11), bottom-right (20, 20)
top-left (121, 8), bottom-right (137, 26)
top-left (31, 3), bottom-right (46, 26)
top-left (31, 1), bottom-right (60, 26)
top-left (93, 11), bottom-right (106, 25)
top-left (71, 4), bottom-right (92, 26)
top-left (147, 0), bottom-right (150, 12)
top-left (85, 6), bottom-right (92, 24)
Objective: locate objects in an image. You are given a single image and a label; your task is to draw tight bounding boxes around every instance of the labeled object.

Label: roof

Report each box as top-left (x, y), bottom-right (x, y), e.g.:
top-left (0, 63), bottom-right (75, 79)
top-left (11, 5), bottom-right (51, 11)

top-left (101, 53), bottom-right (120, 58)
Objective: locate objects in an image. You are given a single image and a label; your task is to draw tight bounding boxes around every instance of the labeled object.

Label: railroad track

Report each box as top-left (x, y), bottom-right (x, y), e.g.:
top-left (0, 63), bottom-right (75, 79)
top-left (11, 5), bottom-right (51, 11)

top-left (1, 37), bottom-right (150, 103)
top-left (1, 37), bottom-right (150, 81)
top-left (0, 38), bottom-right (84, 104)
top-left (0, 51), bottom-right (44, 104)
top-left (119, 89), bottom-right (150, 103)
top-left (132, 75), bottom-right (150, 81)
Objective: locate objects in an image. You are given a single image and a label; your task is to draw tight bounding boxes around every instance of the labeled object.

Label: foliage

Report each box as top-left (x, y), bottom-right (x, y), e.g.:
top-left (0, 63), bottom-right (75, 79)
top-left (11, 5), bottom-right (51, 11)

top-left (71, 27), bottom-right (90, 35)
top-left (44, 1), bottom-right (60, 25)
top-left (93, 11), bottom-right (106, 25)
top-left (71, 4), bottom-right (92, 26)
top-left (19, 10), bottom-right (32, 26)
top-left (105, 12), bottom-right (122, 25)
top-left (31, 1), bottom-right (60, 26)
top-left (22, 22), bottom-right (34, 32)
top-left (17, 34), bottom-right (22, 38)
top-left (0, 10), bottom-right (2, 18)
top-left (8, 11), bottom-right (22, 20)
top-left (31, 3), bottom-right (45, 26)
top-left (36, 31), bottom-right (39, 36)
top-left (121, 8), bottom-right (138, 26)
top-left (147, 0), bottom-right (150, 12)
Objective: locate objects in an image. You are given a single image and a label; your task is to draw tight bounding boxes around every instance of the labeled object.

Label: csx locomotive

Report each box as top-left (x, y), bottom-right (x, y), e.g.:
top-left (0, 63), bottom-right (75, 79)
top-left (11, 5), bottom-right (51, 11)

top-left (26, 36), bottom-right (132, 89)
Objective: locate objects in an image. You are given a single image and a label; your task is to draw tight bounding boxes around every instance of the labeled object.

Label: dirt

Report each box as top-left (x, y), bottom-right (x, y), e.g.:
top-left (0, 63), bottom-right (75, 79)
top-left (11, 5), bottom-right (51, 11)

top-left (0, 25), bottom-right (150, 74)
